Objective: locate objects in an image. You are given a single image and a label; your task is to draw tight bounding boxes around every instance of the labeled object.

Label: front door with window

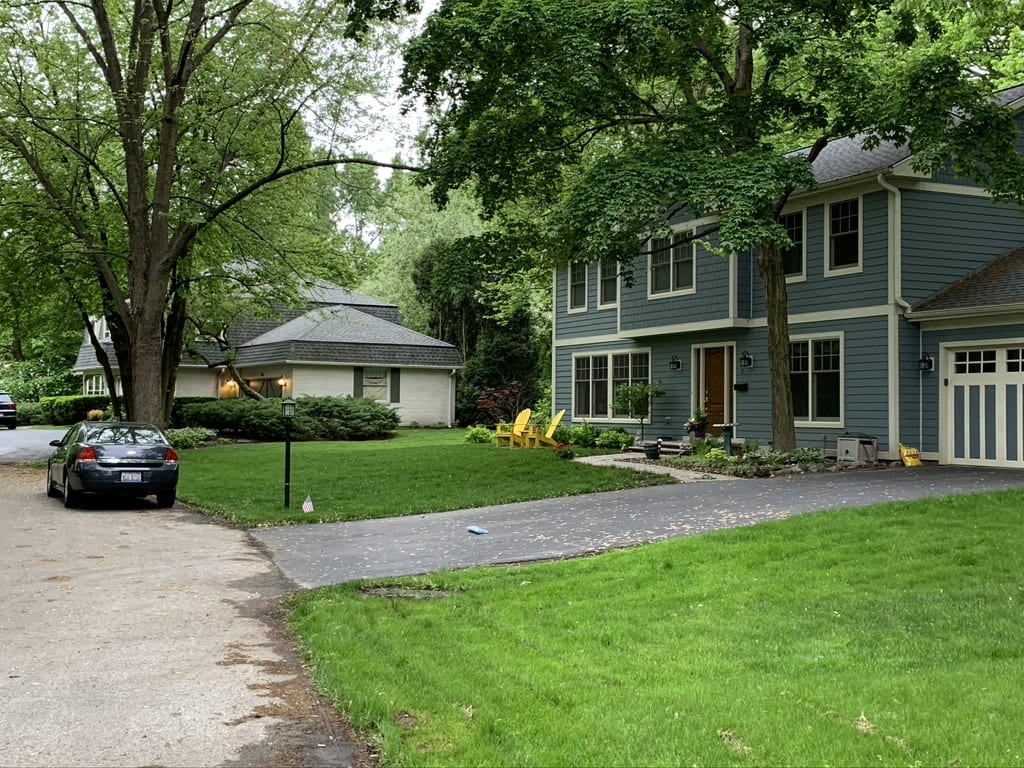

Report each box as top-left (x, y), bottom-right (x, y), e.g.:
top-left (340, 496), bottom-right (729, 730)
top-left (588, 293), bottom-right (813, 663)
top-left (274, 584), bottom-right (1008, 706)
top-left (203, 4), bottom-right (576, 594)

top-left (693, 346), bottom-right (734, 437)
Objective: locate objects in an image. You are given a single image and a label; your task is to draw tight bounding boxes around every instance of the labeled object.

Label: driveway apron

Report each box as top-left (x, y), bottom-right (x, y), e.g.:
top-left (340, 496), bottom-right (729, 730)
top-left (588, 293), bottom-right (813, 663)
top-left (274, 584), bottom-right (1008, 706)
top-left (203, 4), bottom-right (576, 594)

top-left (253, 465), bottom-right (1024, 589)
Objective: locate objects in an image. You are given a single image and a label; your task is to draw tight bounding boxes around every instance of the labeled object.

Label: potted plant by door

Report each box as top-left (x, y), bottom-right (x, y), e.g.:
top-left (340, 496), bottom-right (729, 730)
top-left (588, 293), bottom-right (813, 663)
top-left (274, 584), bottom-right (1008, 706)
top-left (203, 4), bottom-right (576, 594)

top-left (685, 407), bottom-right (709, 439)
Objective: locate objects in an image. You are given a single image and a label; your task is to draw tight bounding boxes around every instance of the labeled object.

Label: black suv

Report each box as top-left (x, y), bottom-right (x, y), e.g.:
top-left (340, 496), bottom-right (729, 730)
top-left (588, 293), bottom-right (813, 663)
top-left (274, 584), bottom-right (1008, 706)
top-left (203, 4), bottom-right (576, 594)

top-left (0, 392), bottom-right (16, 429)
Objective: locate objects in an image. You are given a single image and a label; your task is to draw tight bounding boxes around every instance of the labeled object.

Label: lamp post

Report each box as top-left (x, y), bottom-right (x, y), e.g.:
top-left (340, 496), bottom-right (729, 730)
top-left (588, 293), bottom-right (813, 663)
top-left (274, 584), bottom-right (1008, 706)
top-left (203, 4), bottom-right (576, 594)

top-left (282, 398), bottom-right (296, 508)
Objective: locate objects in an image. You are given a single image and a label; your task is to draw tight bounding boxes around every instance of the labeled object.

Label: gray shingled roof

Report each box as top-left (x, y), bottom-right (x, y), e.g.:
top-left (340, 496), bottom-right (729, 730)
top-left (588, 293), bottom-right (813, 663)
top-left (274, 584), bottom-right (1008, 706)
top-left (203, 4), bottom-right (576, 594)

top-left (911, 245), bottom-right (1024, 316)
top-left (795, 83), bottom-right (1024, 188)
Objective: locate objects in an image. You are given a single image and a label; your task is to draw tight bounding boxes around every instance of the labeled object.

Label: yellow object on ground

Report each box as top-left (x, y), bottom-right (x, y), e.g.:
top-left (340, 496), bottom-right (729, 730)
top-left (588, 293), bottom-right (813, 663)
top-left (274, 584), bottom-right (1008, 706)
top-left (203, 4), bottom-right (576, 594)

top-left (899, 444), bottom-right (923, 467)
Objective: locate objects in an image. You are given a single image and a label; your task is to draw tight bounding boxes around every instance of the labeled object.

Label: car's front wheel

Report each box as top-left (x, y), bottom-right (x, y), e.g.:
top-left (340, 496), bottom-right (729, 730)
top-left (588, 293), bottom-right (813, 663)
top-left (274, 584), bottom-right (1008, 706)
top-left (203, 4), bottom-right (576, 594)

top-left (62, 471), bottom-right (80, 509)
top-left (156, 489), bottom-right (176, 509)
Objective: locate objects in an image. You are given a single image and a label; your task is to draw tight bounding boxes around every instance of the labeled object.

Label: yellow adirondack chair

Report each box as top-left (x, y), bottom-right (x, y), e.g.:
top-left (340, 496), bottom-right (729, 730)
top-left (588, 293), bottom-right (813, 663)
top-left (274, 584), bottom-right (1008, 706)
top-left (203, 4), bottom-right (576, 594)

top-left (526, 409), bottom-right (566, 448)
top-left (495, 408), bottom-right (532, 448)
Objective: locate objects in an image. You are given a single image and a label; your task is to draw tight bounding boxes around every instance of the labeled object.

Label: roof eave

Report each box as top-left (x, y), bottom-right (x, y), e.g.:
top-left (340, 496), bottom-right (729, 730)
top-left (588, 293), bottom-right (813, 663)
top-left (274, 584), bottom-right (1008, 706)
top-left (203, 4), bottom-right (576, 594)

top-left (906, 303), bottom-right (1024, 324)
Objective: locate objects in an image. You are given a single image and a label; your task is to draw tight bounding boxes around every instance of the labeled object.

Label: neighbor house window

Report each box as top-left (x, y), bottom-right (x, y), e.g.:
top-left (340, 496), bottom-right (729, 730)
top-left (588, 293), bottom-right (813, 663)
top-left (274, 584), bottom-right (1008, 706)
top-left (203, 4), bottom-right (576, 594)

top-left (781, 211), bottom-right (804, 277)
top-left (790, 337), bottom-right (841, 423)
top-left (599, 260), bottom-right (618, 307)
top-left (828, 198), bottom-right (860, 271)
top-left (569, 262), bottom-right (587, 311)
top-left (84, 373), bottom-right (107, 395)
top-left (363, 367), bottom-right (388, 401)
top-left (573, 351), bottom-right (650, 419)
top-left (649, 232), bottom-right (695, 296)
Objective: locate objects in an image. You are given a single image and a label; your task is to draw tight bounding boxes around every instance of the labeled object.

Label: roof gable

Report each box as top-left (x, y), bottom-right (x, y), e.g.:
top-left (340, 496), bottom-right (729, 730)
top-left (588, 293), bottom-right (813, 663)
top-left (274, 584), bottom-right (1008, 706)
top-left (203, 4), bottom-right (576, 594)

top-left (912, 245), bottom-right (1024, 315)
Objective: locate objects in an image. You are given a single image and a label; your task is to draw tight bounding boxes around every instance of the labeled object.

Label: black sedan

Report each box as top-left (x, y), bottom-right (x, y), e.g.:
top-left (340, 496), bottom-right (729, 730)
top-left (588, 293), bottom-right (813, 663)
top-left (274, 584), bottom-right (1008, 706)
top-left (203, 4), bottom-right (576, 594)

top-left (0, 391), bottom-right (16, 429)
top-left (46, 421), bottom-right (179, 508)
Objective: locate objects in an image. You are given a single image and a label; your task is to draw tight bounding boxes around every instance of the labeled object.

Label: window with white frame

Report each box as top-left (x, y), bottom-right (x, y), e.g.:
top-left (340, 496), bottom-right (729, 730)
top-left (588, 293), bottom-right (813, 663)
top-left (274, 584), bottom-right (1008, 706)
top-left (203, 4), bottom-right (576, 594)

top-left (569, 262), bottom-right (587, 311)
top-left (84, 373), bottom-right (107, 395)
top-left (790, 337), bottom-right (841, 422)
top-left (781, 211), bottom-right (804, 277)
top-left (599, 260), bottom-right (618, 307)
top-left (574, 351), bottom-right (650, 419)
top-left (649, 232), bottom-right (695, 295)
top-left (363, 367), bottom-right (388, 401)
top-left (828, 198), bottom-right (860, 271)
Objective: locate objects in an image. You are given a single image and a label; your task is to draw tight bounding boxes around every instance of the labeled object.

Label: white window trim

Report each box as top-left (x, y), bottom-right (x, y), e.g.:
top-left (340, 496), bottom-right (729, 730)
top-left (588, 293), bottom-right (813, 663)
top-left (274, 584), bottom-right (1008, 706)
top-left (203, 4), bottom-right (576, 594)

top-left (568, 262), bottom-right (588, 314)
top-left (83, 373), bottom-right (107, 396)
top-left (597, 259), bottom-right (619, 309)
top-left (781, 209), bottom-right (807, 284)
top-left (647, 230), bottom-right (697, 299)
top-left (790, 331), bottom-right (845, 428)
top-left (571, 349), bottom-right (652, 422)
top-left (823, 196), bottom-right (863, 277)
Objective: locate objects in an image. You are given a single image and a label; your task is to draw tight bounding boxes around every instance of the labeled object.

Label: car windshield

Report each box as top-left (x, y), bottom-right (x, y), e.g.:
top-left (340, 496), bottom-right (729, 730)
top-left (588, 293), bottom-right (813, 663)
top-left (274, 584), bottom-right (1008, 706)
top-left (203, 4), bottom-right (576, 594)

top-left (85, 425), bottom-right (166, 445)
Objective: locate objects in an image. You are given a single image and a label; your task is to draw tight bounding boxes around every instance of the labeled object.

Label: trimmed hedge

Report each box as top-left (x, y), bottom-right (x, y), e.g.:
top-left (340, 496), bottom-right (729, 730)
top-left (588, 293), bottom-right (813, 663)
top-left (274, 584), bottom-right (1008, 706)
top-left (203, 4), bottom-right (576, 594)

top-left (40, 395), bottom-right (111, 426)
top-left (180, 396), bottom-right (400, 441)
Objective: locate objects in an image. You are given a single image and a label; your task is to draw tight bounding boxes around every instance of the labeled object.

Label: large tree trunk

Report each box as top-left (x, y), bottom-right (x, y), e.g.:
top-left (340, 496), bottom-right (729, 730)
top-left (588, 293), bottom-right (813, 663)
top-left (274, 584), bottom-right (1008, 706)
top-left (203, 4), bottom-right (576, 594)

top-left (757, 242), bottom-right (797, 452)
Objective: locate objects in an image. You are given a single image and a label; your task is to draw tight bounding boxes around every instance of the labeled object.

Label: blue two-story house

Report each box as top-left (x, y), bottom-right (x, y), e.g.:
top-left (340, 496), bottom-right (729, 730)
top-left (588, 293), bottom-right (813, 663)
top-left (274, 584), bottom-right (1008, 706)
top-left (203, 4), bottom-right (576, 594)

top-left (552, 85), bottom-right (1024, 468)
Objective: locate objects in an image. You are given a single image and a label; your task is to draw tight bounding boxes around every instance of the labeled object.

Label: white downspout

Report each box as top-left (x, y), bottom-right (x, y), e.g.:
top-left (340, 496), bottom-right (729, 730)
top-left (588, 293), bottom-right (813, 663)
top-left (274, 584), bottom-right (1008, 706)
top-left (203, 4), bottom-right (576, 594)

top-left (876, 173), bottom-right (921, 450)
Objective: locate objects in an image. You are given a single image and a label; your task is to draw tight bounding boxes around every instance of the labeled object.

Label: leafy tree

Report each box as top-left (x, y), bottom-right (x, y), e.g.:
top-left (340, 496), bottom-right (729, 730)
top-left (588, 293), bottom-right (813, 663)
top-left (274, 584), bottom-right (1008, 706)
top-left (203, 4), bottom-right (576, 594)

top-left (0, 0), bottom-right (420, 425)
top-left (613, 381), bottom-right (666, 444)
top-left (402, 0), bottom-right (1024, 451)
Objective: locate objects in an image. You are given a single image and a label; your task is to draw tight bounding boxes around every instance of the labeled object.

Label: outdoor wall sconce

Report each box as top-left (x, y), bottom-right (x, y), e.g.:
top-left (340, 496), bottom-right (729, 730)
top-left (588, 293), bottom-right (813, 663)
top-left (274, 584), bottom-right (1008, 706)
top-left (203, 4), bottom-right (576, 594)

top-left (668, 355), bottom-right (682, 370)
top-left (739, 351), bottom-right (754, 369)
top-left (918, 352), bottom-right (934, 372)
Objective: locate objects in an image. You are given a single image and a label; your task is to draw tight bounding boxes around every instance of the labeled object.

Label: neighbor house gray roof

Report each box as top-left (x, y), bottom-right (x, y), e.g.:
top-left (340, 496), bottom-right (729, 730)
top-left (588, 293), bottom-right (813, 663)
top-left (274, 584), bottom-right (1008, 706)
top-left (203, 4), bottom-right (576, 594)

top-left (910, 245), bottom-right (1024, 317)
top-left (235, 304), bottom-right (462, 368)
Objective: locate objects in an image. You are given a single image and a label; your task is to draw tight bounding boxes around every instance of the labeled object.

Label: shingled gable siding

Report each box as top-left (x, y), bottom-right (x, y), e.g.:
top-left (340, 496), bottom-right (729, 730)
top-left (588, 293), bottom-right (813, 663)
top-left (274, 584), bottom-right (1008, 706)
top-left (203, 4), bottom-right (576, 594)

top-left (899, 191), bottom-right (1024, 306)
top-left (554, 263), bottom-right (619, 340)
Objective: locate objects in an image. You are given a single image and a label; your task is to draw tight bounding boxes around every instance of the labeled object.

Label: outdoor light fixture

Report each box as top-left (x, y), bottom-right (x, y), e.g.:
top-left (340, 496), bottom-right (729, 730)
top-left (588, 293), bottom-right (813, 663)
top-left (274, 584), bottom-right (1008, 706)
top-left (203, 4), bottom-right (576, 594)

top-left (668, 355), bottom-right (682, 371)
top-left (918, 352), bottom-right (934, 372)
top-left (282, 398), bottom-right (296, 507)
top-left (739, 351), bottom-right (754, 369)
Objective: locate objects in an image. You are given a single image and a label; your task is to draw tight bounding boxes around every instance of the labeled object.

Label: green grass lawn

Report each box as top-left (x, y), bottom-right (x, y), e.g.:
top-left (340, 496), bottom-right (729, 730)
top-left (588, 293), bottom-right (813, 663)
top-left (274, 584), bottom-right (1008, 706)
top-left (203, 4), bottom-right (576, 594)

top-left (176, 429), bottom-right (672, 526)
top-left (288, 490), bottom-right (1024, 767)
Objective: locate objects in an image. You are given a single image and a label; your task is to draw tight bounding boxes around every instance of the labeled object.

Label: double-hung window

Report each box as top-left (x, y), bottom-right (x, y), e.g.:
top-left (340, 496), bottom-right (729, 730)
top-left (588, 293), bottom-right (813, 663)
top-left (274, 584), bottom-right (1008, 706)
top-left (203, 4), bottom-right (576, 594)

top-left (828, 199), bottom-right (860, 272)
top-left (84, 373), bottom-right (107, 395)
top-left (649, 232), bottom-right (695, 296)
top-left (599, 260), bottom-right (618, 307)
top-left (781, 211), bottom-right (805, 278)
top-left (569, 262), bottom-right (587, 312)
top-left (790, 337), bottom-right (842, 423)
top-left (573, 351), bottom-right (650, 419)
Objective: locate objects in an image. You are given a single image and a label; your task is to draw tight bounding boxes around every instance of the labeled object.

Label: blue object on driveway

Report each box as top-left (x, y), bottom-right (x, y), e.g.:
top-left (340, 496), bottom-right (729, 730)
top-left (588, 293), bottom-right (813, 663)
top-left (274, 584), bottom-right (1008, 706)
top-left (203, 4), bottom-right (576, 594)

top-left (467, 525), bottom-right (488, 535)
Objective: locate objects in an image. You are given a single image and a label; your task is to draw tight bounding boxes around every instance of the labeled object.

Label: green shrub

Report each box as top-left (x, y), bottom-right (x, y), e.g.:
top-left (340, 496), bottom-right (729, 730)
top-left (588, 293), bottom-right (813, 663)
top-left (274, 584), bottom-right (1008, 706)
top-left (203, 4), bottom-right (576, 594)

top-left (570, 422), bottom-right (601, 448)
top-left (595, 428), bottom-right (634, 450)
top-left (180, 396), bottom-right (400, 441)
top-left (165, 427), bottom-right (218, 449)
top-left (551, 425), bottom-right (572, 445)
top-left (170, 396), bottom-right (218, 427)
top-left (464, 426), bottom-right (494, 444)
top-left (13, 401), bottom-right (44, 426)
top-left (40, 395), bottom-right (111, 425)
top-left (788, 447), bottom-right (825, 465)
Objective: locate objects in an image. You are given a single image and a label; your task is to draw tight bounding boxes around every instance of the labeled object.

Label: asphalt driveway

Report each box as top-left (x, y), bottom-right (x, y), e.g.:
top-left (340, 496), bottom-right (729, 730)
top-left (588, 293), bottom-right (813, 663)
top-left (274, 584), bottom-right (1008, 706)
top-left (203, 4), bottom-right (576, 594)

top-left (252, 463), bottom-right (1024, 589)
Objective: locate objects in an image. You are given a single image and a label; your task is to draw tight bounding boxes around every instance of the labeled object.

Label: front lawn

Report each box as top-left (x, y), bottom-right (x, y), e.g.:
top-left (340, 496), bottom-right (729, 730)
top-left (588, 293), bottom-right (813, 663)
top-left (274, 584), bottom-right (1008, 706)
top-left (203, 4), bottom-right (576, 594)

top-left (176, 429), bottom-right (673, 526)
top-left (288, 490), bottom-right (1024, 767)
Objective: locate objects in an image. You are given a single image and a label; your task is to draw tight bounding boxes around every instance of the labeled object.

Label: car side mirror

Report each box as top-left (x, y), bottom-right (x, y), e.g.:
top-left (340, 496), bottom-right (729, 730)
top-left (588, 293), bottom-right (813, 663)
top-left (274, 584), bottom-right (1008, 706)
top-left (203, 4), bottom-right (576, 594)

top-left (49, 439), bottom-right (61, 447)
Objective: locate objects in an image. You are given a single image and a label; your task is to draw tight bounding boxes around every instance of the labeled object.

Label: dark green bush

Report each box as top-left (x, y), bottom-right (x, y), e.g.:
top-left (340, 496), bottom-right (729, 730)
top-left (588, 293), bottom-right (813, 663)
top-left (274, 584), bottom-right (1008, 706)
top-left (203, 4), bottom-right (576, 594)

top-left (170, 397), bottom-right (218, 427)
top-left (595, 428), bottom-right (635, 450)
top-left (40, 395), bottom-right (111, 425)
top-left (180, 396), bottom-right (400, 441)
top-left (12, 401), bottom-right (44, 426)
top-left (570, 422), bottom-right (601, 448)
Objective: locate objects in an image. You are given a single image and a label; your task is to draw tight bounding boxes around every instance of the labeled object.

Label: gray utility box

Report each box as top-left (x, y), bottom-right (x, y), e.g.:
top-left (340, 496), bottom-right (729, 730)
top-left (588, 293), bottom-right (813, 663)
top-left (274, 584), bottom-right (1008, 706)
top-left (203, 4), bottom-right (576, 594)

top-left (836, 435), bottom-right (877, 464)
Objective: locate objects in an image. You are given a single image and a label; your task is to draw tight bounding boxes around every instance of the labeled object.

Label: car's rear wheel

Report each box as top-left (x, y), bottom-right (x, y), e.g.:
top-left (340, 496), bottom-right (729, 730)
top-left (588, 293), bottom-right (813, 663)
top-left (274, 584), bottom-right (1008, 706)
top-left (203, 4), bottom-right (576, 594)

top-left (46, 466), bottom-right (60, 498)
top-left (62, 471), bottom-right (80, 509)
top-left (156, 489), bottom-right (176, 508)
top-left (6, 424), bottom-right (14, 430)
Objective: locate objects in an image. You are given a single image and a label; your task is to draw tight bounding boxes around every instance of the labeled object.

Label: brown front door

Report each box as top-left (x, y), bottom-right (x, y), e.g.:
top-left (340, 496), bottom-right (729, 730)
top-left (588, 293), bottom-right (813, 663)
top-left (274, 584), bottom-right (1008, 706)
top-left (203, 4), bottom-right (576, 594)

top-left (696, 346), bottom-right (733, 437)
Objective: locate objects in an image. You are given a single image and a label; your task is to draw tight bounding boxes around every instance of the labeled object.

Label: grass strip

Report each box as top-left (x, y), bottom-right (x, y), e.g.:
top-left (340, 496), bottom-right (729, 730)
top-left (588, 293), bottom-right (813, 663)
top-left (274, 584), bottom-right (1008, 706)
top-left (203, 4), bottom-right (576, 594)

top-left (288, 490), bottom-right (1024, 766)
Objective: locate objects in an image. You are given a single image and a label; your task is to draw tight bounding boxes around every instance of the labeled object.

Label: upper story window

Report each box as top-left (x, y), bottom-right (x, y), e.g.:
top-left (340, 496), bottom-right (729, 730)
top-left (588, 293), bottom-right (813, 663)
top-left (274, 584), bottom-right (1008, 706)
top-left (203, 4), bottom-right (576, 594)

top-left (781, 211), bottom-right (805, 279)
top-left (598, 260), bottom-right (618, 307)
top-left (83, 373), bottom-right (107, 396)
top-left (790, 337), bottom-right (842, 424)
top-left (827, 198), bottom-right (860, 273)
top-left (569, 262), bottom-right (587, 312)
top-left (649, 232), bottom-right (695, 296)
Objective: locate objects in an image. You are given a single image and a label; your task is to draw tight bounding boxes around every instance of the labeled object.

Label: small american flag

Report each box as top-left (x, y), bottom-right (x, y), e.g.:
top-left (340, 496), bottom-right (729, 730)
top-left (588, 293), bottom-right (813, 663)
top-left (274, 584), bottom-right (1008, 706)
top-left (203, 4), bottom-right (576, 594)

top-left (301, 494), bottom-right (314, 514)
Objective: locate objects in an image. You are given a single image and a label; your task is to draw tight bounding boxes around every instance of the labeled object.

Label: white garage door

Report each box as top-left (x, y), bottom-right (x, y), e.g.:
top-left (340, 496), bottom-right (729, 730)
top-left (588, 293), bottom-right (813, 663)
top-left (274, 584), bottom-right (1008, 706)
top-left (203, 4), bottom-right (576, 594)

top-left (945, 346), bottom-right (1024, 467)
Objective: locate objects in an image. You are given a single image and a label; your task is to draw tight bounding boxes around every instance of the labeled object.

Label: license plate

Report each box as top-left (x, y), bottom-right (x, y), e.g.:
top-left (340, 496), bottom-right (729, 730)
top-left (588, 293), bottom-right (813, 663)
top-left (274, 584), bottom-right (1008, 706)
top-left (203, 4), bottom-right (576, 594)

top-left (120, 471), bottom-right (143, 483)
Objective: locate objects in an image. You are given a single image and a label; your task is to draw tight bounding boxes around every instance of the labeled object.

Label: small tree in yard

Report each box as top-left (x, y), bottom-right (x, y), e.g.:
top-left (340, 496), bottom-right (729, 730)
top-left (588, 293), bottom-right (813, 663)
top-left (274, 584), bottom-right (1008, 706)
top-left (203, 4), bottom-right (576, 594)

top-left (614, 382), bottom-right (666, 445)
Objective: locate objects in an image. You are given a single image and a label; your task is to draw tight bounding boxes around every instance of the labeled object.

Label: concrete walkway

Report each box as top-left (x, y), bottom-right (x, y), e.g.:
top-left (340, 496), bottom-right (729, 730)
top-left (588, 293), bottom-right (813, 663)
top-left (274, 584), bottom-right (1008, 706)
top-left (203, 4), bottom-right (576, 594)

top-left (253, 463), bottom-right (1024, 589)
